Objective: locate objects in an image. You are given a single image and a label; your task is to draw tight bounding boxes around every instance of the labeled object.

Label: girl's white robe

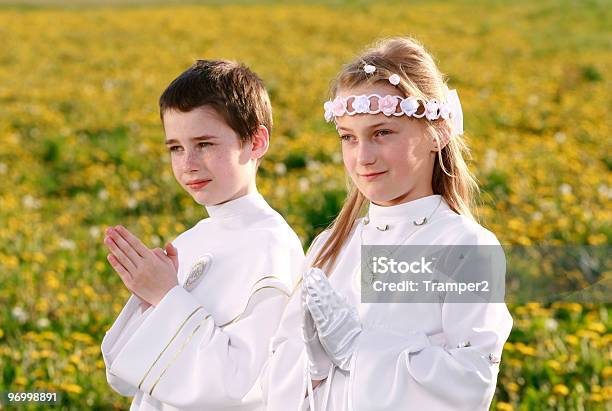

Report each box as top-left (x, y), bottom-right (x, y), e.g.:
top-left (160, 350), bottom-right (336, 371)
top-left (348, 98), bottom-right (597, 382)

top-left (262, 195), bottom-right (513, 411)
top-left (101, 193), bottom-right (304, 411)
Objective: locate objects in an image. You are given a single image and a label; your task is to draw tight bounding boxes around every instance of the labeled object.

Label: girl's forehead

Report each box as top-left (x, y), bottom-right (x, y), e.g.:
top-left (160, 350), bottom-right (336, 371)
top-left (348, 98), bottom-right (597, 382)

top-left (334, 110), bottom-right (406, 131)
top-left (337, 82), bottom-right (401, 99)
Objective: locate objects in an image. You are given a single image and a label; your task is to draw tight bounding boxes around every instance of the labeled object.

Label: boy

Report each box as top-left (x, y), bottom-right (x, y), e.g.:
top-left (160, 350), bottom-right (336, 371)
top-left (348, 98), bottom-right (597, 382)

top-left (101, 60), bottom-right (304, 410)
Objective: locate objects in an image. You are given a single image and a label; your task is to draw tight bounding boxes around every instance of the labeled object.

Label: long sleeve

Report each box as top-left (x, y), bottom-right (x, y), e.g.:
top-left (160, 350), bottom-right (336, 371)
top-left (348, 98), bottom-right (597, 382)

top-left (349, 238), bottom-right (513, 411)
top-left (260, 290), bottom-right (309, 411)
top-left (101, 295), bottom-right (153, 396)
top-left (105, 244), bottom-right (299, 409)
top-left (349, 302), bottom-right (512, 410)
top-left (261, 232), bottom-right (332, 411)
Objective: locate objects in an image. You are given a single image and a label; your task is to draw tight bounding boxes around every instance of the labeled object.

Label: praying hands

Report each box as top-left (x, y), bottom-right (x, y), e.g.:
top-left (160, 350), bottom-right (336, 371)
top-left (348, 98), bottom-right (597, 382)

top-left (104, 225), bottom-right (179, 307)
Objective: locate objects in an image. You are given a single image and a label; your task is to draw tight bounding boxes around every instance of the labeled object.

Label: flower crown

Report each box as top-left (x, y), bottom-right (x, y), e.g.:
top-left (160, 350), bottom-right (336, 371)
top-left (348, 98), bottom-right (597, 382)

top-left (323, 64), bottom-right (464, 135)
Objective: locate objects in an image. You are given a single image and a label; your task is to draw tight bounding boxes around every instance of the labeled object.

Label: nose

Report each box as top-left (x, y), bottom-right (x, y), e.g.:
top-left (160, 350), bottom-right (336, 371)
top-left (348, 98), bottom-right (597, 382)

top-left (356, 139), bottom-right (376, 166)
top-left (183, 149), bottom-right (200, 173)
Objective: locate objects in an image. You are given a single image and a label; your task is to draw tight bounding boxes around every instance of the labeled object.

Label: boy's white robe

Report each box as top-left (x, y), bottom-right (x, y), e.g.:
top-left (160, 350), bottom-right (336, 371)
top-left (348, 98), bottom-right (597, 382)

top-left (262, 195), bottom-right (513, 411)
top-left (101, 193), bottom-right (304, 411)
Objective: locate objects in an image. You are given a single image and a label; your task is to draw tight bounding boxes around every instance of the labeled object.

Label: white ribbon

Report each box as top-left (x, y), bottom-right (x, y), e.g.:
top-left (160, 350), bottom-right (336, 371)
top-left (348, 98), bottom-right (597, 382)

top-left (447, 89), bottom-right (464, 135)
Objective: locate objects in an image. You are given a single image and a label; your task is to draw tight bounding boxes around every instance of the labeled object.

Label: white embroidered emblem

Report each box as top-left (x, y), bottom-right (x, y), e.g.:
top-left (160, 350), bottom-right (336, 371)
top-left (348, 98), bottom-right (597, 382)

top-left (183, 254), bottom-right (213, 291)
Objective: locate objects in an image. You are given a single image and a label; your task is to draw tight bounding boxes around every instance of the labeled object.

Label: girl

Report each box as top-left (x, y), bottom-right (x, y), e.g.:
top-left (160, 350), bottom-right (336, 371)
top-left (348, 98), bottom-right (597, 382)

top-left (263, 37), bottom-right (513, 410)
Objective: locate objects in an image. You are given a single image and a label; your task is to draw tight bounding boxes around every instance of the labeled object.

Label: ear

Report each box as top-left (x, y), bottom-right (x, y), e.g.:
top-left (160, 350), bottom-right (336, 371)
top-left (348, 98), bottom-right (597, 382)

top-left (250, 125), bottom-right (270, 161)
top-left (431, 124), bottom-right (451, 153)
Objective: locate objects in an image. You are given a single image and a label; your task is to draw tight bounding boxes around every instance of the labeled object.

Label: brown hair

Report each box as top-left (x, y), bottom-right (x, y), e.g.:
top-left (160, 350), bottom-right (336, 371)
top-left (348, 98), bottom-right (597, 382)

top-left (159, 60), bottom-right (273, 145)
top-left (312, 37), bottom-right (480, 273)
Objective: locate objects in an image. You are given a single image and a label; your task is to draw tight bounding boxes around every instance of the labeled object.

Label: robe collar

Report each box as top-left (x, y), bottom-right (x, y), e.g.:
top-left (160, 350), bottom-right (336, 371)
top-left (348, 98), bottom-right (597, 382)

top-left (367, 194), bottom-right (446, 224)
top-left (205, 192), bottom-right (268, 219)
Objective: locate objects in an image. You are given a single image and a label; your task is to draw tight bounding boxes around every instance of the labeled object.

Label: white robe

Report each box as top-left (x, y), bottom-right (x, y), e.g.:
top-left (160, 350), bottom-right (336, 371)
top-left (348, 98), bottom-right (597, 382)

top-left (102, 192), bottom-right (304, 411)
top-left (262, 195), bottom-right (513, 411)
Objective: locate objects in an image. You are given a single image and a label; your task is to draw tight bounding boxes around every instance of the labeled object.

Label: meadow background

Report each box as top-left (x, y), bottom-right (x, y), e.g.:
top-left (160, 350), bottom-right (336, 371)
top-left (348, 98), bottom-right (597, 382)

top-left (0, 0), bottom-right (610, 409)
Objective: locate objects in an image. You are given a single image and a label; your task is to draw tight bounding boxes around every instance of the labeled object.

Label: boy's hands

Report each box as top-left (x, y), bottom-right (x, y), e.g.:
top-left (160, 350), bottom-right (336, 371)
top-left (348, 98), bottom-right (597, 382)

top-left (104, 225), bottom-right (179, 307)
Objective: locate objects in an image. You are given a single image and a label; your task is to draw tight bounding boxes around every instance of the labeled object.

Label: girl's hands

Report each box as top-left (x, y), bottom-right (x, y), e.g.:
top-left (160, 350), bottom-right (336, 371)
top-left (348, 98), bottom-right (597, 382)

top-left (303, 267), bottom-right (362, 371)
top-left (301, 275), bottom-right (333, 380)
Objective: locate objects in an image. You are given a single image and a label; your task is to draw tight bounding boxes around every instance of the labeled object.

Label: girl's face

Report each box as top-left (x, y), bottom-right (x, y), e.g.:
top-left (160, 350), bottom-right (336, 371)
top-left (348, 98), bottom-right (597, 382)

top-left (335, 83), bottom-right (438, 206)
top-left (163, 106), bottom-right (257, 206)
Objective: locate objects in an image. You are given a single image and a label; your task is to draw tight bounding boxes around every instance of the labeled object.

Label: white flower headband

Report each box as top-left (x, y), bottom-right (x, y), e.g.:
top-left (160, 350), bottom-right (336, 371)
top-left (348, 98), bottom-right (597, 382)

top-left (323, 64), bottom-right (464, 135)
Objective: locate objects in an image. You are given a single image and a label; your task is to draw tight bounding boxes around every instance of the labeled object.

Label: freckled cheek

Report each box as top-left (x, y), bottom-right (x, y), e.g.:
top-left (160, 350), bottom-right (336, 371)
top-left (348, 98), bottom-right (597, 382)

top-left (341, 146), bottom-right (357, 172)
top-left (170, 157), bottom-right (183, 179)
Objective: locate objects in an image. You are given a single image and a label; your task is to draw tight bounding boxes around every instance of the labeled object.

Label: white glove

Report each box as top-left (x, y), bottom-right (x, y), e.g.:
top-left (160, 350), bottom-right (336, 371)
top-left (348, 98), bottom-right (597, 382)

top-left (301, 274), bottom-right (333, 380)
top-left (303, 267), bottom-right (362, 371)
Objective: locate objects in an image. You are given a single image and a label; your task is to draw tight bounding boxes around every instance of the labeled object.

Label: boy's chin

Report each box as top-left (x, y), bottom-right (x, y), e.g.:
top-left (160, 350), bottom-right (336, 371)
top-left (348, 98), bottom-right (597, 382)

top-left (191, 191), bottom-right (233, 207)
top-left (190, 192), bottom-right (215, 206)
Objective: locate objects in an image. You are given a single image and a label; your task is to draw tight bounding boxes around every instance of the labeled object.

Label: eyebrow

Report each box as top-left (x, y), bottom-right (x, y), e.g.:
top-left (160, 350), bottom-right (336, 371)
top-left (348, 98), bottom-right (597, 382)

top-left (165, 135), bottom-right (218, 145)
top-left (336, 121), bottom-right (394, 133)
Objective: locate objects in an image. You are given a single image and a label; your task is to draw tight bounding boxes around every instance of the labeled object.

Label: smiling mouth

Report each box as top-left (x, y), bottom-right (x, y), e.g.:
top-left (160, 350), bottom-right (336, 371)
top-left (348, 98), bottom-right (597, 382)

top-left (186, 179), bottom-right (211, 189)
top-left (359, 171), bottom-right (387, 180)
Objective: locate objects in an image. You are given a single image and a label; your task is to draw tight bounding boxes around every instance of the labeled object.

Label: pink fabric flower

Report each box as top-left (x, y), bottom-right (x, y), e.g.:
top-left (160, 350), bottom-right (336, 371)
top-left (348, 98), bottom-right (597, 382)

top-left (378, 95), bottom-right (398, 116)
top-left (388, 74), bottom-right (401, 86)
top-left (352, 95), bottom-right (370, 113)
top-left (364, 64), bottom-right (376, 74)
top-left (323, 101), bottom-right (334, 122)
top-left (425, 100), bottom-right (440, 120)
top-left (400, 97), bottom-right (419, 116)
top-left (323, 96), bottom-right (347, 121)
top-left (439, 102), bottom-right (451, 120)
top-left (331, 96), bottom-right (347, 116)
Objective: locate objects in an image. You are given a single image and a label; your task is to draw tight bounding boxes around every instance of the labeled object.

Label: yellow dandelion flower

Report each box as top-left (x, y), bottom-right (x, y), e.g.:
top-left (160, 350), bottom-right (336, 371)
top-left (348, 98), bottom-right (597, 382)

top-left (553, 384), bottom-right (570, 396)
top-left (33, 252), bottom-right (46, 264)
top-left (496, 402), bottom-right (513, 411)
top-left (83, 285), bottom-right (96, 299)
top-left (587, 233), bottom-right (607, 245)
top-left (32, 369), bottom-right (46, 378)
top-left (546, 360), bottom-right (561, 372)
top-left (589, 393), bottom-right (602, 402)
top-left (587, 322), bottom-right (605, 333)
top-left (40, 350), bottom-right (53, 359)
top-left (48, 275), bottom-right (60, 290)
top-left (69, 354), bottom-right (81, 365)
top-left (515, 342), bottom-right (536, 356)
top-left (565, 303), bottom-right (583, 313)
top-left (564, 335), bottom-right (579, 346)
top-left (39, 331), bottom-right (53, 340)
top-left (71, 332), bottom-right (93, 344)
top-left (94, 261), bottom-right (106, 272)
top-left (84, 345), bottom-right (100, 356)
top-left (61, 383), bottom-right (83, 395)
top-left (507, 382), bottom-right (520, 393)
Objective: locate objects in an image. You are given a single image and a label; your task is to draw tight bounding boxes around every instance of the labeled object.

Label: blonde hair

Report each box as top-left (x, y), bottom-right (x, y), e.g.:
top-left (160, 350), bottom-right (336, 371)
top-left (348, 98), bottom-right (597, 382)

top-left (312, 36), bottom-right (480, 273)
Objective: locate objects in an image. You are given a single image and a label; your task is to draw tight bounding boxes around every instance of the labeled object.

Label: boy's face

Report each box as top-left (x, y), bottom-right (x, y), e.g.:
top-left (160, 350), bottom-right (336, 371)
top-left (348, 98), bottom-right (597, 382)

top-left (163, 106), bottom-right (256, 206)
